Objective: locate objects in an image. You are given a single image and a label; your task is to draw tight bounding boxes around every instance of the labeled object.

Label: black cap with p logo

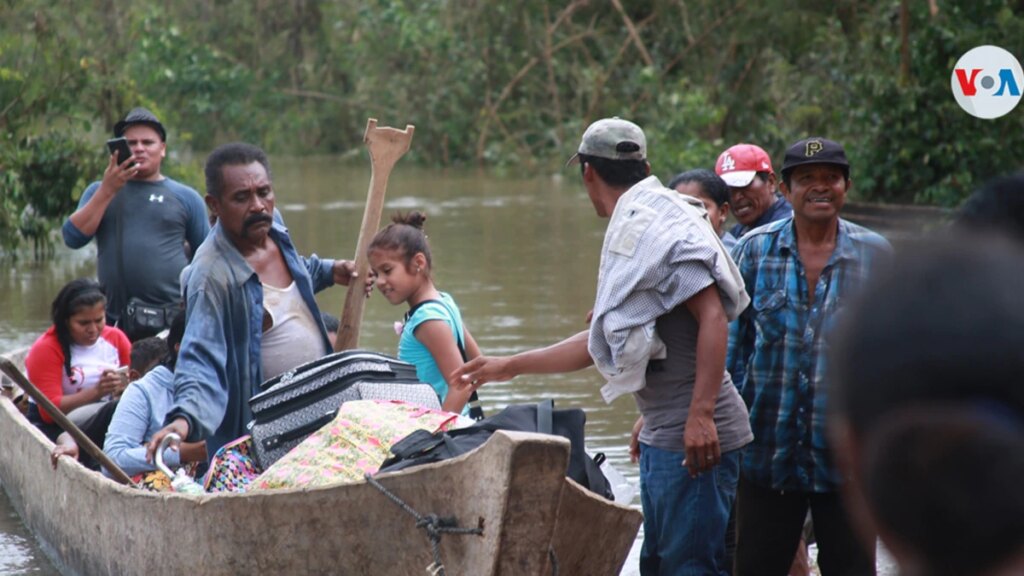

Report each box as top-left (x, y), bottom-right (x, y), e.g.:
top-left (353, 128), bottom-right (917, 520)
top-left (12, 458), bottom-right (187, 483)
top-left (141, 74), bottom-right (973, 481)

top-left (781, 137), bottom-right (849, 178)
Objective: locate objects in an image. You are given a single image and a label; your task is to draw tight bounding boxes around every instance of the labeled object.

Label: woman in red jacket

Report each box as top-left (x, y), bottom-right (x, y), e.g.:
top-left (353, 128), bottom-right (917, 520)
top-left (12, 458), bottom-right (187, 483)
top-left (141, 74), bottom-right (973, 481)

top-left (25, 278), bottom-right (130, 448)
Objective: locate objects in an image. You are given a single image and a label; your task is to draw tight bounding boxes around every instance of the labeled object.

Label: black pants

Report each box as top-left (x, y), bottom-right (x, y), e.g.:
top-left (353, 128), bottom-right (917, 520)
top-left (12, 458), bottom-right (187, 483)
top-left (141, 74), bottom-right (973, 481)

top-left (26, 402), bottom-right (62, 442)
top-left (28, 401), bottom-right (119, 471)
top-left (734, 475), bottom-right (875, 576)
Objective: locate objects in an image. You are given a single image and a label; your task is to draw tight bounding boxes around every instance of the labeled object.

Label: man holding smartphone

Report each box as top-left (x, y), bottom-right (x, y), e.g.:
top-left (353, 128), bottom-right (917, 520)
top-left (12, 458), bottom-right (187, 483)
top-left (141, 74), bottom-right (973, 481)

top-left (62, 107), bottom-right (210, 341)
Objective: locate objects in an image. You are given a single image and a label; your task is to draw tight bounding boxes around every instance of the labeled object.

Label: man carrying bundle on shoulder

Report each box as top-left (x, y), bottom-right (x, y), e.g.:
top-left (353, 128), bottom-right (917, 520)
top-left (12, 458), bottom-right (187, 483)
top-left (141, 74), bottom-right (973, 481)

top-left (454, 118), bottom-right (754, 575)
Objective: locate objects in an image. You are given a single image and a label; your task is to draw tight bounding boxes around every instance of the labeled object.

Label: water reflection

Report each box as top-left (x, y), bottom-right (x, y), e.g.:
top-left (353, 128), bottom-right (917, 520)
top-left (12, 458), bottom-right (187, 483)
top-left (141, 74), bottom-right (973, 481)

top-left (0, 501), bottom-right (60, 575)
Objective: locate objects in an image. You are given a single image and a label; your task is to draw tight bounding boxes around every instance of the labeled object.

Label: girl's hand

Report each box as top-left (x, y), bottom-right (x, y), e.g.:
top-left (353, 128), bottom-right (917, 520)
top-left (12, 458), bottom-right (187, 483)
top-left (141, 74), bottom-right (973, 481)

top-left (364, 272), bottom-right (376, 298)
top-left (682, 414), bottom-right (720, 477)
top-left (103, 368), bottom-right (130, 399)
top-left (95, 370), bottom-right (122, 400)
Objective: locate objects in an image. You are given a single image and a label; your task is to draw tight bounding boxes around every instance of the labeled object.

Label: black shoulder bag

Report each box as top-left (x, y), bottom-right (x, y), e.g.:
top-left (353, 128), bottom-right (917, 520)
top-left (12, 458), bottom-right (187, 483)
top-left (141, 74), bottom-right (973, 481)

top-left (379, 399), bottom-right (613, 500)
top-left (404, 298), bottom-right (485, 420)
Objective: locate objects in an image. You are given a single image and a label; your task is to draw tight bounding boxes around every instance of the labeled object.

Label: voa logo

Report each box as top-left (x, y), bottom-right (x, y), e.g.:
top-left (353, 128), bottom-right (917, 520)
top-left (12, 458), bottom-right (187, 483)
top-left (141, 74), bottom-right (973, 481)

top-left (951, 45), bottom-right (1023, 119)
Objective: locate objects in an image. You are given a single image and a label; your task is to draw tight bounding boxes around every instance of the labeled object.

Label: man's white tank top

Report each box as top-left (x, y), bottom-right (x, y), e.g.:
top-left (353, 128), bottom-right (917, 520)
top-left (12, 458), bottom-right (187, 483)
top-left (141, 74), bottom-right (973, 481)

top-left (260, 281), bottom-right (327, 381)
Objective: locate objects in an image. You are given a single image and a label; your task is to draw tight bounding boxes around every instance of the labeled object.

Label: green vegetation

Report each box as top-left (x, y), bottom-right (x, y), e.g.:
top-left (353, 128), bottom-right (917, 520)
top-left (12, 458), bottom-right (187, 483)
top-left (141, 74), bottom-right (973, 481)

top-left (1, 0), bottom-right (1022, 253)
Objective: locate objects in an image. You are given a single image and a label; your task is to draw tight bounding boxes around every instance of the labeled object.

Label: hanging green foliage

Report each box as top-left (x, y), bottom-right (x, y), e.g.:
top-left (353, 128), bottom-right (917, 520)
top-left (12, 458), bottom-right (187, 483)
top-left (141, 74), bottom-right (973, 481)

top-left (1, 0), bottom-right (1023, 254)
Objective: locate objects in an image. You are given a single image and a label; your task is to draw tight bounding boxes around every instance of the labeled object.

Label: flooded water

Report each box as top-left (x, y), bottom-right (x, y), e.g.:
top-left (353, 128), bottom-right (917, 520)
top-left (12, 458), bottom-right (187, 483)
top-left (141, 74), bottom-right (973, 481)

top-left (0, 158), bottom-right (940, 574)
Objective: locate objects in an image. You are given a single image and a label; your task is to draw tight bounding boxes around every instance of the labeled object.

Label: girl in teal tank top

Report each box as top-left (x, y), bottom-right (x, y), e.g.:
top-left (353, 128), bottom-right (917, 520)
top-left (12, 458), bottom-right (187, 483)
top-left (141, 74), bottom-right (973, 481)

top-left (367, 211), bottom-right (481, 415)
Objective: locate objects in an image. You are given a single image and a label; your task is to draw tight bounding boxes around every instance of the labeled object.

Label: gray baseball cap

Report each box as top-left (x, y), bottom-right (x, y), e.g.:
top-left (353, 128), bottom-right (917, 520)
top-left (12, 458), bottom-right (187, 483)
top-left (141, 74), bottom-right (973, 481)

top-left (566, 117), bottom-right (647, 165)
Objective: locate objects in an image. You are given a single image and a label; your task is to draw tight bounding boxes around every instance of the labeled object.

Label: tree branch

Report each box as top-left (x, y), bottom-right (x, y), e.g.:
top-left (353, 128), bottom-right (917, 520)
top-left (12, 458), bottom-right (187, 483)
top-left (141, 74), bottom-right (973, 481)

top-left (664, 1), bottom-right (747, 75)
top-left (584, 13), bottom-right (657, 121)
top-left (610, 0), bottom-right (654, 67)
top-left (475, 18), bottom-right (594, 164)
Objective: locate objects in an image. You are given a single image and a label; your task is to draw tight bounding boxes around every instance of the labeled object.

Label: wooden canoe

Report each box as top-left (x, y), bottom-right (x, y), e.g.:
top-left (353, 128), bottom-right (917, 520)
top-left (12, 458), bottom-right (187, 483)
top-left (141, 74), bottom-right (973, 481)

top-left (0, 352), bottom-right (642, 575)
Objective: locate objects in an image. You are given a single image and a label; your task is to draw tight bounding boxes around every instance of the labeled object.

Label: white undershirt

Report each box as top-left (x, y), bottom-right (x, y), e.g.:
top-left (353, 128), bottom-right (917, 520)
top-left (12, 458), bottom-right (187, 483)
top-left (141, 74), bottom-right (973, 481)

top-left (260, 281), bottom-right (327, 381)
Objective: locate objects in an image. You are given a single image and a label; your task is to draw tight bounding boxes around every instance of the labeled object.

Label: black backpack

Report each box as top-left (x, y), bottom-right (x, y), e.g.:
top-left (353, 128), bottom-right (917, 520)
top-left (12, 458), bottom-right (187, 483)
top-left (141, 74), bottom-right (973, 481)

top-left (378, 399), bottom-right (614, 500)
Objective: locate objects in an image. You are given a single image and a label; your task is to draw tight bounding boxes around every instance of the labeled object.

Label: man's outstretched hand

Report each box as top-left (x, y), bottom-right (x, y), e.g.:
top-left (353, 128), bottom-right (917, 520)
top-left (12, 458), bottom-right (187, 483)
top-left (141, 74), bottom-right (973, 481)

top-left (450, 355), bottom-right (514, 391)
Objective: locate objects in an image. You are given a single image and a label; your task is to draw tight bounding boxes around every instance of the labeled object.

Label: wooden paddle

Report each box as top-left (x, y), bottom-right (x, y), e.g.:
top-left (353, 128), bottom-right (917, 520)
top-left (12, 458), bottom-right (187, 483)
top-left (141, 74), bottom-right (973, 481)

top-left (334, 118), bottom-right (415, 352)
top-left (0, 357), bottom-right (135, 486)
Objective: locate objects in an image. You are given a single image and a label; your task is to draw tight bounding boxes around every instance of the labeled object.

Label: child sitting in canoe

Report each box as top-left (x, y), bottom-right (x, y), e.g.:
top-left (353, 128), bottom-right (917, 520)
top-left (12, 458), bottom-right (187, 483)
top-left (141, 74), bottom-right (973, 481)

top-left (368, 211), bottom-right (481, 415)
top-left (102, 311), bottom-right (207, 484)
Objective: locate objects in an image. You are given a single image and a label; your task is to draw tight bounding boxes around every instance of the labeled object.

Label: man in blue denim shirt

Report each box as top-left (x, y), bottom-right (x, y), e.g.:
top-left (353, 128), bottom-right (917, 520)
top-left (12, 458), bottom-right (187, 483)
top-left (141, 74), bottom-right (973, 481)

top-left (727, 138), bottom-right (891, 576)
top-left (145, 142), bottom-right (357, 460)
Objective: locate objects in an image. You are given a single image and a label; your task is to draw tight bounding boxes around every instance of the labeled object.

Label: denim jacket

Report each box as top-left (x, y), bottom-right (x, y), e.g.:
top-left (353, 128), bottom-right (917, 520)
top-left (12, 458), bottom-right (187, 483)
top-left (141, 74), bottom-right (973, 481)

top-left (165, 220), bottom-right (334, 457)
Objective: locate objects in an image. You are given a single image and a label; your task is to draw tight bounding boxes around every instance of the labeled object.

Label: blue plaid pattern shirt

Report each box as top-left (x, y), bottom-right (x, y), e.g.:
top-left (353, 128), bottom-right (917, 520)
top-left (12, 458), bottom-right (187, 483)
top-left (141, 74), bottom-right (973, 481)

top-left (727, 217), bottom-right (891, 492)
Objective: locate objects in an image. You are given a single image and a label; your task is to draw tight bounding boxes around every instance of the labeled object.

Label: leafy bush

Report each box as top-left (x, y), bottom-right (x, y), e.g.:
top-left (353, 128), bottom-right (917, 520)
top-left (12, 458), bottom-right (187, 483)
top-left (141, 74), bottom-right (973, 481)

top-left (0, 133), bottom-right (104, 255)
top-left (1, 0), bottom-right (1022, 237)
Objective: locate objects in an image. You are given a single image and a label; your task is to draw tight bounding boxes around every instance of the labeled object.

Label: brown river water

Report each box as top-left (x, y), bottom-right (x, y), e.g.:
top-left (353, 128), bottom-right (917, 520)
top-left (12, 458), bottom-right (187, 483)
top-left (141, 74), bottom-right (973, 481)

top-left (0, 158), bottom-right (942, 574)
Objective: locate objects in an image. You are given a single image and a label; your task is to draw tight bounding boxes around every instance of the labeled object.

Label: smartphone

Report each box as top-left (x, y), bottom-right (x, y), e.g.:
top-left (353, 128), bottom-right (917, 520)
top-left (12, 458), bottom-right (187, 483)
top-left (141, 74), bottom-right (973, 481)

top-left (105, 137), bottom-right (135, 167)
top-left (103, 365), bottom-right (129, 378)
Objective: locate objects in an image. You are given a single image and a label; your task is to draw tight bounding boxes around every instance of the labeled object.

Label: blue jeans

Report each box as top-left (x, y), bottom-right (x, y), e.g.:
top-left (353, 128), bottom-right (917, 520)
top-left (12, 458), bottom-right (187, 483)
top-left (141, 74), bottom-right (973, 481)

top-left (639, 443), bottom-right (741, 576)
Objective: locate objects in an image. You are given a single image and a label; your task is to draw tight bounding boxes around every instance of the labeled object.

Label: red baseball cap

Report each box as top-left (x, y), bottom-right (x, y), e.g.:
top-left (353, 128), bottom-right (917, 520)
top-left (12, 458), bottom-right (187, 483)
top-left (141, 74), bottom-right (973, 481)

top-left (715, 144), bottom-right (774, 187)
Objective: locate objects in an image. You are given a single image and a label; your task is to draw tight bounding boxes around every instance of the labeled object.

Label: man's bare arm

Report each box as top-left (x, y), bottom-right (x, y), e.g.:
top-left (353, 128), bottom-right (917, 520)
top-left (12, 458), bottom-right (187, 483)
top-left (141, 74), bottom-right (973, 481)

top-left (683, 284), bottom-right (728, 477)
top-left (68, 154), bottom-right (138, 237)
top-left (451, 330), bottom-right (593, 390)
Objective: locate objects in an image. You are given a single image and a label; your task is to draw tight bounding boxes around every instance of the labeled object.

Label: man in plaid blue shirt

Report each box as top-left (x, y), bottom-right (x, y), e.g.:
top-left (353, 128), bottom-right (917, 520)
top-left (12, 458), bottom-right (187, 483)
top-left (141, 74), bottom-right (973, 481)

top-left (727, 137), bottom-right (891, 576)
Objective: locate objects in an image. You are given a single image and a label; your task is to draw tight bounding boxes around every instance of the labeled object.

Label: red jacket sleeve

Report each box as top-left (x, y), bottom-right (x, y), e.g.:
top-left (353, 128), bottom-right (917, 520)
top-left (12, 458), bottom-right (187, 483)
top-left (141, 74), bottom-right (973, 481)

top-left (24, 329), bottom-right (65, 425)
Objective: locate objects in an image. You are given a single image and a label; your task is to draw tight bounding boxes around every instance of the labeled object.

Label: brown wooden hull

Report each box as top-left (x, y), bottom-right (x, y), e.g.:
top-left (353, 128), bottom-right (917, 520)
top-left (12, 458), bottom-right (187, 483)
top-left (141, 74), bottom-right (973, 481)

top-left (0, 386), bottom-right (641, 575)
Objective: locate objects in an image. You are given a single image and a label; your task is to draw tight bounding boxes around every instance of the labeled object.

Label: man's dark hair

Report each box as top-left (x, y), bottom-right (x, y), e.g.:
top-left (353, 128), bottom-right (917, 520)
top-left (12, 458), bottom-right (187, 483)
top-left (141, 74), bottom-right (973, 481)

top-left (577, 153), bottom-right (648, 188)
top-left (129, 337), bottom-right (167, 374)
top-left (667, 169), bottom-right (730, 207)
top-left (163, 310), bottom-right (186, 371)
top-left (954, 171), bottom-right (1024, 241)
top-left (205, 142), bottom-right (271, 198)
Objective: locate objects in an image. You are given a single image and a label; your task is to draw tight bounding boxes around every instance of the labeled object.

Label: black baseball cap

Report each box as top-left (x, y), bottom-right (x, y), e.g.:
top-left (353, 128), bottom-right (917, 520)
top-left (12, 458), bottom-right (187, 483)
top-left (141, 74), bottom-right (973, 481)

top-left (113, 107), bottom-right (167, 142)
top-left (781, 137), bottom-right (849, 178)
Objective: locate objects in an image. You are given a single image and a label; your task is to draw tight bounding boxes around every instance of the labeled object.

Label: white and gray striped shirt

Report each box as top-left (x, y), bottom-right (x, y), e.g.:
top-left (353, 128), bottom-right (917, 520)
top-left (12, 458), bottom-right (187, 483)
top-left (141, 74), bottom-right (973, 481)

top-left (589, 176), bottom-right (748, 401)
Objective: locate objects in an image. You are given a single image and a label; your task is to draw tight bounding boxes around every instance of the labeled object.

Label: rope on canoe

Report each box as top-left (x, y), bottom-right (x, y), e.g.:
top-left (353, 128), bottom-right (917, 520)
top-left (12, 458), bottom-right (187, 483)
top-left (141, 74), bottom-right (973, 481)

top-left (364, 473), bottom-right (483, 576)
